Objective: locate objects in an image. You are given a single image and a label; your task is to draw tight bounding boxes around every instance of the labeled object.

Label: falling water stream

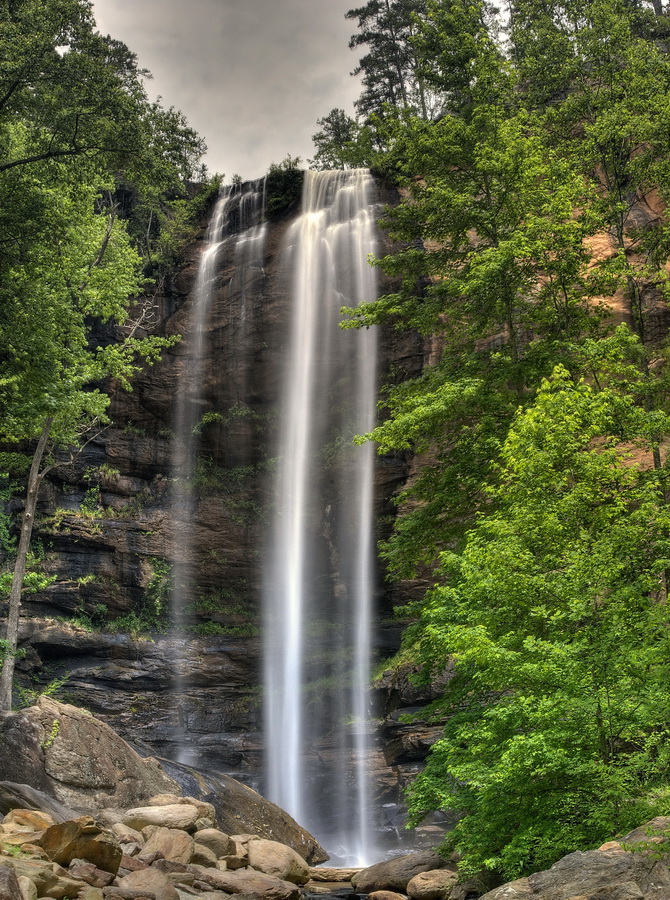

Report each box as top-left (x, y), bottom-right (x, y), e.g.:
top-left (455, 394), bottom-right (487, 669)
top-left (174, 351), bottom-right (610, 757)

top-left (170, 171), bottom-right (381, 861)
top-left (264, 169), bottom-right (379, 865)
top-left (170, 181), bottom-right (267, 757)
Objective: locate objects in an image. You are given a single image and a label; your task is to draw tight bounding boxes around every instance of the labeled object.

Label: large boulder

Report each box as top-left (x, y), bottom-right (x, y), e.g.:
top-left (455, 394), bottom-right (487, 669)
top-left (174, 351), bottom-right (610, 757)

top-left (0, 784), bottom-right (78, 824)
top-left (481, 821), bottom-right (670, 900)
top-left (122, 805), bottom-right (199, 832)
top-left (38, 818), bottom-right (122, 874)
top-left (407, 869), bottom-right (459, 900)
top-left (193, 828), bottom-right (232, 859)
top-left (139, 826), bottom-right (194, 864)
top-left (352, 851), bottom-right (450, 893)
top-left (193, 865), bottom-right (301, 900)
top-left (0, 699), bottom-right (178, 811)
top-left (117, 868), bottom-right (178, 900)
top-left (247, 838), bottom-right (310, 885)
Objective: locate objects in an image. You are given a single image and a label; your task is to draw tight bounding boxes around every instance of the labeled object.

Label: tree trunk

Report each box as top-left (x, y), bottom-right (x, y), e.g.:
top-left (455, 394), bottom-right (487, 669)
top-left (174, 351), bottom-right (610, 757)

top-left (0, 418), bottom-right (53, 711)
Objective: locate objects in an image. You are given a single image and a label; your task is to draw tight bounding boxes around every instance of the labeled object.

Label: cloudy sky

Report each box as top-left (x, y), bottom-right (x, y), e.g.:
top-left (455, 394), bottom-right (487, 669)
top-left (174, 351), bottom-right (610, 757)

top-left (92, 0), bottom-right (362, 182)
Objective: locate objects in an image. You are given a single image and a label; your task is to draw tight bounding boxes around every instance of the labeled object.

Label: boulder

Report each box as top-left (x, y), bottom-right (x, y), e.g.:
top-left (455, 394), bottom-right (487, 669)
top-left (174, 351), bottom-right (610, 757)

top-left (0, 866), bottom-right (23, 900)
top-left (193, 828), bottom-right (233, 859)
top-left (0, 700), bottom-right (179, 811)
top-left (193, 865), bottom-right (301, 900)
top-left (67, 860), bottom-right (115, 888)
top-left (38, 819), bottom-right (122, 874)
top-left (190, 843), bottom-right (218, 867)
top-left (78, 890), bottom-right (104, 900)
top-left (123, 806), bottom-right (199, 832)
top-left (369, 892), bottom-right (408, 900)
top-left (0, 784), bottom-right (78, 824)
top-left (103, 889), bottom-right (157, 900)
top-left (117, 869), bottom-right (179, 900)
top-left (3, 810), bottom-right (55, 831)
top-left (118, 854), bottom-right (148, 873)
top-left (308, 867), bottom-right (361, 882)
top-left (146, 795), bottom-right (216, 822)
top-left (16, 876), bottom-right (36, 900)
top-left (246, 839), bottom-right (310, 885)
top-left (0, 859), bottom-right (83, 900)
top-left (222, 837), bottom-right (248, 870)
top-left (407, 869), bottom-right (459, 900)
top-left (111, 824), bottom-right (144, 846)
top-left (139, 827), bottom-right (194, 864)
top-left (352, 852), bottom-right (449, 893)
top-left (480, 835), bottom-right (670, 900)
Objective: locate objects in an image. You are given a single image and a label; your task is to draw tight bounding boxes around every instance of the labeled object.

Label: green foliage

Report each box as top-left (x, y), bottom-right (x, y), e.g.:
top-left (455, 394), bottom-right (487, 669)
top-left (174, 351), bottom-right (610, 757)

top-left (187, 622), bottom-right (258, 637)
top-left (40, 719), bottom-right (60, 750)
top-left (145, 557), bottom-right (171, 619)
top-left (17, 674), bottom-right (70, 710)
top-left (323, 0), bottom-right (670, 882)
top-left (106, 610), bottom-right (163, 639)
top-left (310, 108), bottom-right (368, 170)
top-left (191, 411), bottom-right (224, 435)
top-left (406, 368), bottom-right (670, 879)
top-left (264, 155), bottom-right (304, 219)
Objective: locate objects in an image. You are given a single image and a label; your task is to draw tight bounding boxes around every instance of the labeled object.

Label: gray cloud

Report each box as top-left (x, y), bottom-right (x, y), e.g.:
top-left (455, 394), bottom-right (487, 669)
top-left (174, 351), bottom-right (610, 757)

top-left (92, 0), bottom-right (362, 181)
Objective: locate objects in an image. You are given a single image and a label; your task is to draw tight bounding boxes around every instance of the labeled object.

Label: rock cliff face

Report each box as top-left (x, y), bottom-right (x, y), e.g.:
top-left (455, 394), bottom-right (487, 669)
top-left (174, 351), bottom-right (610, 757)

top-left (5, 175), bottom-right (440, 847)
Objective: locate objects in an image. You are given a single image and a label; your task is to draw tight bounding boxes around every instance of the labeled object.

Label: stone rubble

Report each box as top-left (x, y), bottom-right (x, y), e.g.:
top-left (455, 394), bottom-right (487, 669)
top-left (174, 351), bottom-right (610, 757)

top-left (0, 796), bottom-right (325, 900)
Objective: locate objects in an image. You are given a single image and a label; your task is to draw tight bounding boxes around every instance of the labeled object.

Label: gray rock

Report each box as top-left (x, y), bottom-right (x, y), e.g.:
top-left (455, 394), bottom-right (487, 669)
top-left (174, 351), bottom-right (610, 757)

top-left (0, 783), bottom-right (78, 824)
top-left (0, 700), bottom-right (179, 812)
top-left (193, 866), bottom-right (300, 900)
top-left (0, 866), bottom-right (23, 900)
top-left (480, 835), bottom-right (670, 900)
top-left (352, 852), bottom-right (448, 893)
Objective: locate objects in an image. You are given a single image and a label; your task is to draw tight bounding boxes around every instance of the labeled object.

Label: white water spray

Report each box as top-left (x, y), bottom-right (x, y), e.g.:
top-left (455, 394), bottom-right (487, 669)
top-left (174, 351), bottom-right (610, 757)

top-left (264, 169), bottom-right (379, 864)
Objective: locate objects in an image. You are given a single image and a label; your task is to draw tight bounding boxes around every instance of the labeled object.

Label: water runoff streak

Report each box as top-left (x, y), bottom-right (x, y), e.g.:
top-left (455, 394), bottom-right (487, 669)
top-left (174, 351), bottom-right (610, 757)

top-left (264, 169), bottom-right (379, 865)
top-left (170, 180), bottom-right (267, 761)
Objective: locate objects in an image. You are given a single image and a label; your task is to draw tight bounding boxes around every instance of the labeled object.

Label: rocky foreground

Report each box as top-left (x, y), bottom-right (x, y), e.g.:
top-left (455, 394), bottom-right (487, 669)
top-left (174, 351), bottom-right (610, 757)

top-left (0, 698), bottom-right (669, 900)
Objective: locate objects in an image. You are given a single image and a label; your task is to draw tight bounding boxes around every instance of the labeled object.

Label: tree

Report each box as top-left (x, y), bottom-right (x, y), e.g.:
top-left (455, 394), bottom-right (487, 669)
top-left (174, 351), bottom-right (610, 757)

top-left (0, 0), bottom-right (204, 708)
top-left (346, 0), bottom-right (438, 120)
top-left (343, 39), bottom-right (608, 574)
top-left (0, 170), bottom-right (178, 709)
top-left (310, 108), bottom-right (364, 170)
top-left (405, 362), bottom-right (670, 881)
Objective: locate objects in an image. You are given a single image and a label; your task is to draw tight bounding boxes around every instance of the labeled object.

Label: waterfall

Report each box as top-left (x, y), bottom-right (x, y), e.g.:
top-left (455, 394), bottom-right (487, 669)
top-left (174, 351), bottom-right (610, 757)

top-left (170, 180), bottom-right (267, 761)
top-left (263, 169), bottom-right (379, 865)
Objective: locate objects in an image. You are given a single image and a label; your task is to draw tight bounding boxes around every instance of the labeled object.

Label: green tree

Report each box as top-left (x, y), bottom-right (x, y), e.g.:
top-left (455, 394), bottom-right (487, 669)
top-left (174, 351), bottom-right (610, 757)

top-left (346, 0), bottom-right (437, 120)
top-left (0, 0), bottom-right (204, 708)
top-left (310, 108), bottom-right (364, 170)
top-left (405, 364), bottom-right (670, 880)
top-left (0, 171), bottom-right (178, 709)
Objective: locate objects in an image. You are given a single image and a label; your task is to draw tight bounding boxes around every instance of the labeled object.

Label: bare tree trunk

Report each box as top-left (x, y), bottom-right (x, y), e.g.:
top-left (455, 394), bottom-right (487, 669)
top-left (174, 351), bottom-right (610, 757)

top-left (0, 418), bottom-right (53, 711)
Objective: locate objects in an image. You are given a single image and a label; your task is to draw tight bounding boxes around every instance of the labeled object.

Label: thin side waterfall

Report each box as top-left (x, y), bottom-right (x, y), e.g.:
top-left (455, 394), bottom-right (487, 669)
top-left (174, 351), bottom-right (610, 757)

top-left (170, 181), bottom-right (267, 760)
top-left (264, 169), bottom-right (379, 865)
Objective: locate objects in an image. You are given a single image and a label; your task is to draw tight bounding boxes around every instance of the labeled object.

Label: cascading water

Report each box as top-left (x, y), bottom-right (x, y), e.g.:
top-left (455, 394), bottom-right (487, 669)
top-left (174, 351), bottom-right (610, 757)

top-left (170, 180), bottom-right (267, 760)
top-left (263, 169), bottom-right (379, 865)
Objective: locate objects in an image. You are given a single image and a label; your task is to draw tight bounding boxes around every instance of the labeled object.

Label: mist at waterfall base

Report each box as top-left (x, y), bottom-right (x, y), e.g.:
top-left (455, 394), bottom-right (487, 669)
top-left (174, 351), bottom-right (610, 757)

top-left (171, 171), bottom-right (382, 866)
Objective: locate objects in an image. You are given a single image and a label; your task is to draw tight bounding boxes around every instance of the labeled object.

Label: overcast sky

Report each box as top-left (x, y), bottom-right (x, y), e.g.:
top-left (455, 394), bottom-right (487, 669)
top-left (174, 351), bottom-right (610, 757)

top-left (92, 0), bottom-right (362, 182)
